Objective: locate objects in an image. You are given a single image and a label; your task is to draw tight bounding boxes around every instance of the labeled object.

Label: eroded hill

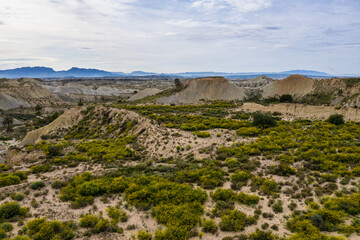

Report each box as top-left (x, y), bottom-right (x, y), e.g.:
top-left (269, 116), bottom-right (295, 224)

top-left (1, 100), bottom-right (359, 240)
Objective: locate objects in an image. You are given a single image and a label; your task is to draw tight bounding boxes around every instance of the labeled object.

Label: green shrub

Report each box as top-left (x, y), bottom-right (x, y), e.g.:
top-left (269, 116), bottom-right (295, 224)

top-left (327, 114), bottom-right (344, 125)
top-left (152, 203), bottom-right (203, 230)
top-left (0, 164), bottom-right (9, 172)
top-left (0, 229), bottom-right (7, 239)
top-left (202, 219), bottom-right (218, 234)
top-left (272, 163), bottom-right (296, 176)
top-left (260, 179), bottom-right (278, 195)
top-left (237, 192), bottom-right (260, 205)
top-left (272, 201), bottom-right (283, 213)
top-left (107, 207), bottom-right (128, 222)
top-left (154, 227), bottom-right (189, 240)
top-left (280, 94), bottom-right (293, 103)
top-left (0, 174), bottom-right (21, 187)
top-left (0, 202), bottom-right (28, 220)
top-left (310, 214), bottom-right (325, 229)
top-left (79, 214), bottom-right (99, 228)
top-left (70, 196), bottom-right (94, 209)
top-left (30, 181), bottom-right (45, 190)
top-left (249, 230), bottom-right (279, 240)
top-left (237, 127), bottom-right (261, 137)
top-left (137, 230), bottom-right (152, 240)
top-left (175, 166), bottom-right (226, 189)
top-left (211, 188), bottom-right (236, 202)
top-left (195, 131), bottom-right (211, 138)
top-left (51, 180), bottom-right (68, 189)
top-left (323, 193), bottom-right (360, 215)
top-left (30, 164), bottom-right (51, 174)
top-left (79, 182), bottom-right (100, 196)
top-left (11, 193), bottom-right (25, 201)
top-left (220, 210), bottom-right (256, 231)
top-left (0, 222), bottom-right (13, 232)
top-left (230, 171), bottom-right (251, 185)
top-left (252, 113), bottom-right (277, 129)
top-left (25, 218), bottom-right (75, 240)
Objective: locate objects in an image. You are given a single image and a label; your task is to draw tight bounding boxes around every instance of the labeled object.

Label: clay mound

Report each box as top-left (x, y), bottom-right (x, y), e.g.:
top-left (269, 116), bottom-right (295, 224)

top-left (44, 83), bottom-right (122, 96)
top-left (128, 88), bottom-right (161, 101)
top-left (0, 92), bottom-right (31, 110)
top-left (20, 107), bottom-right (84, 146)
top-left (237, 75), bottom-right (276, 88)
top-left (261, 75), bottom-right (315, 98)
top-left (158, 77), bottom-right (245, 104)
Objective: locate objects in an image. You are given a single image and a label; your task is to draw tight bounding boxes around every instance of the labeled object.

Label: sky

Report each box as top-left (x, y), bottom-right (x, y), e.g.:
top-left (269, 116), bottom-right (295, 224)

top-left (0, 0), bottom-right (359, 74)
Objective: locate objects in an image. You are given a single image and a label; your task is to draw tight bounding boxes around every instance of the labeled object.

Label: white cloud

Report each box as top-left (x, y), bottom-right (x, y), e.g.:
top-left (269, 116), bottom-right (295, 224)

top-left (0, 0), bottom-right (359, 73)
top-left (192, 0), bottom-right (272, 13)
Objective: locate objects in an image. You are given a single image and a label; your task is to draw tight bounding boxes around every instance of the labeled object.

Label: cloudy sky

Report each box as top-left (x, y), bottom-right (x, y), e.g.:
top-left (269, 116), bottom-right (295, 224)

top-left (0, 0), bottom-right (359, 74)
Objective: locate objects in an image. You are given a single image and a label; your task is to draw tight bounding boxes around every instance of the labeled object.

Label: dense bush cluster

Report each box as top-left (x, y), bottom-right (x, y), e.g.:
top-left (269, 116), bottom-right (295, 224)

top-left (76, 139), bottom-right (136, 162)
top-left (0, 202), bottom-right (28, 221)
top-left (24, 218), bottom-right (76, 240)
top-left (0, 171), bottom-right (27, 187)
top-left (217, 120), bottom-right (360, 177)
top-left (59, 173), bottom-right (207, 239)
top-left (195, 131), bottom-right (211, 138)
top-left (287, 193), bottom-right (360, 237)
top-left (175, 166), bottom-right (226, 189)
top-left (79, 214), bottom-right (122, 234)
top-left (220, 210), bottom-right (257, 231)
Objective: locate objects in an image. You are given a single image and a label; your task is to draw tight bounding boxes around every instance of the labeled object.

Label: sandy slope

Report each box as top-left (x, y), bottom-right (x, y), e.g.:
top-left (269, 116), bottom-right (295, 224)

top-left (20, 107), bottom-right (84, 146)
top-left (261, 75), bottom-right (315, 98)
top-left (127, 88), bottom-right (161, 101)
top-left (158, 77), bottom-right (246, 104)
top-left (240, 102), bottom-right (360, 121)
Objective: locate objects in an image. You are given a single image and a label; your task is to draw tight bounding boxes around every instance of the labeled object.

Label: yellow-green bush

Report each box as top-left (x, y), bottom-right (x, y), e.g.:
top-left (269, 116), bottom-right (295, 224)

top-left (202, 218), bottom-right (218, 234)
top-left (0, 202), bottom-right (28, 221)
top-left (220, 210), bottom-right (256, 231)
top-left (25, 218), bottom-right (76, 240)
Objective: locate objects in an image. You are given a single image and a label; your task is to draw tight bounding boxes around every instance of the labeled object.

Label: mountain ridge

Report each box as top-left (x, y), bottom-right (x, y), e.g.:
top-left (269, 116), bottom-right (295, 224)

top-left (0, 66), bottom-right (356, 79)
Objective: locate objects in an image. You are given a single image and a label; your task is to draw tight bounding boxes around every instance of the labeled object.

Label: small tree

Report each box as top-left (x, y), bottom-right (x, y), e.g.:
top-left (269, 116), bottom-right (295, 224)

top-left (78, 99), bottom-right (84, 106)
top-left (327, 114), bottom-right (344, 125)
top-left (310, 214), bottom-right (325, 229)
top-left (252, 113), bottom-right (277, 129)
top-left (174, 79), bottom-right (183, 91)
top-left (3, 115), bottom-right (13, 131)
top-left (35, 104), bottom-right (42, 115)
top-left (279, 94), bottom-right (293, 103)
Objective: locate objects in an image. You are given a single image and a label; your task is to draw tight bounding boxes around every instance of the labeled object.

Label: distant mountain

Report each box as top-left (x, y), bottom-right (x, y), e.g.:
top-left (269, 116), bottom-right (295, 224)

top-left (0, 66), bottom-right (354, 79)
top-left (0, 67), bottom-right (56, 78)
top-left (55, 67), bottom-right (115, 78)
top-left (279, 70), bottom-right (329, 76)
top-left (130, 71), bottom-right (157, 76)
top-left (0, 67), bottom-right (115, 78)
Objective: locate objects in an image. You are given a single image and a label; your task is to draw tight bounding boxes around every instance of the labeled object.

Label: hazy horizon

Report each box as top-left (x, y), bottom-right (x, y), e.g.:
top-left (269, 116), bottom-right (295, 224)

top-left (1, 0), bottom-right (359, 74)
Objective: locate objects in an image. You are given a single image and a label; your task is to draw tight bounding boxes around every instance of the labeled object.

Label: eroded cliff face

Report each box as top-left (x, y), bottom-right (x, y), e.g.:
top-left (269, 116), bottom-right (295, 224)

top-left (240, 102), bottom-right (360, 122)
top-left (0, 78), bottom-right (64, 110)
